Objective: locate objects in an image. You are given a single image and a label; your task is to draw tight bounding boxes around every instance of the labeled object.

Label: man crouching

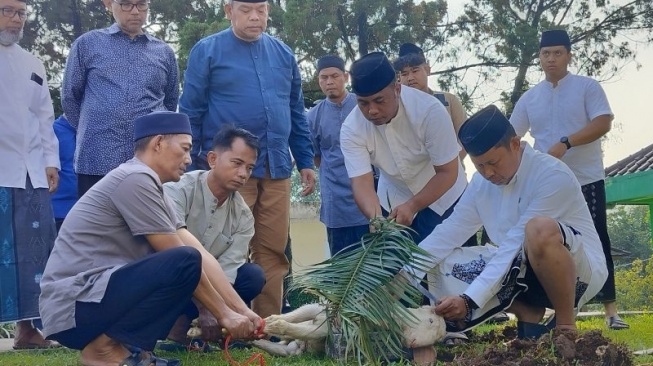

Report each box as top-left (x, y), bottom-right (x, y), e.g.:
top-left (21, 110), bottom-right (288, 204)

top-left (39, 111), bottom-right (262, 366)
top-left (406, 105), bottom-right (608, 339)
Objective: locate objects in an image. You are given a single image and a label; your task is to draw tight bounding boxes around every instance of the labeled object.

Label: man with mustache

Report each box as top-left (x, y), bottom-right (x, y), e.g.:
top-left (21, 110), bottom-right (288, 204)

top-left (163, 126), bottom-right (265, 346)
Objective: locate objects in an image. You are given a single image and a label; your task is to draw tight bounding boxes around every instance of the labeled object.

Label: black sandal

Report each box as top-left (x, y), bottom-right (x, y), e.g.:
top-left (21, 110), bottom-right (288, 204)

top-left (119, 352), bottom-right (181, 366)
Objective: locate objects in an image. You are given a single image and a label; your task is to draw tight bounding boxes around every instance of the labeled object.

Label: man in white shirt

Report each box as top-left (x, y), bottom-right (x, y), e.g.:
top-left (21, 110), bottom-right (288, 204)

top-left (393, 42), bottom-right (468, 161)
top-left (0, 0), bottom-right (60, 349)
top-left (510, 29), bottom-right (627, 330)
top-left (340, 52), bottom-right (467, 244)
top-left (163, 126), bottom-right (265, 345)
top-left (410, 105), bottom-right (607, 339)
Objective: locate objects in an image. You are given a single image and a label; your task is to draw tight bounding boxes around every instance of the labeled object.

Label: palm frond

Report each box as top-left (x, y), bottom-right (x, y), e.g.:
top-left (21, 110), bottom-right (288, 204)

top-left (290, 218), bottom-right (435, 365)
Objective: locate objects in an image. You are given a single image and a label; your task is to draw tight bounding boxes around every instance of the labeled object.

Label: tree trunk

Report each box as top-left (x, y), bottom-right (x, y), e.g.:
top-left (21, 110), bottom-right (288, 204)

top-left (357, 11), bottom-right (368, 56)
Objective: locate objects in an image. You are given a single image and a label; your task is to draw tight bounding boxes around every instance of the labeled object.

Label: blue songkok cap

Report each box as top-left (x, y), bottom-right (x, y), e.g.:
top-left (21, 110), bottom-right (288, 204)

top-left (399, 43), bottom-right (424, 57)
top-left (459, 105), bottom-right (514, 156)
top-left (133, 111), bottom-right (192, 142)
top-left (350, 52), bottom-right (396, 97)
top-left (540, 30), bottom-right (571, 49)
top-left (317, 55), bottom-right (346, 73)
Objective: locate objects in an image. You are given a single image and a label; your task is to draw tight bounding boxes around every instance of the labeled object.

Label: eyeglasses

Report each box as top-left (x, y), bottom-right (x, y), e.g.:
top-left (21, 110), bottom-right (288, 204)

top-left (0, 8), bottom-right (28, 20)
top-left (112, 0), bottom-right (150, 12)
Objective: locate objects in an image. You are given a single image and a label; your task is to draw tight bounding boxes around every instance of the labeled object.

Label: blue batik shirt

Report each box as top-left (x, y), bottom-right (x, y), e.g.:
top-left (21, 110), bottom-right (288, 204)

top-left (179, 28), bottom-right (313, 178)
top-left (308, 93), bottom-right (368, 228)
top-left (62, 23), bottom-right (179, 175)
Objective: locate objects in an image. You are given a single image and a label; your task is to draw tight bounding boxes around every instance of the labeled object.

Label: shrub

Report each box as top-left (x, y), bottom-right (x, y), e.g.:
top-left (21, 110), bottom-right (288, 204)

top-left (614, 256), bottom-right (653, 311)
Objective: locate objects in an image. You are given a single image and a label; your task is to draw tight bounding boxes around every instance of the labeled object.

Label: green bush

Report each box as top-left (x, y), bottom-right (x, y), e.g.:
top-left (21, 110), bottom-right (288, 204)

top-left (614, 256), bottom-right (653, 311)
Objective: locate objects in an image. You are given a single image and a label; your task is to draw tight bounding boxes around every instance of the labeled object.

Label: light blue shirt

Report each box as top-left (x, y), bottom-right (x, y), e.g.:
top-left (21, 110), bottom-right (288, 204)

top-left (308, 93), bottom-right (367, 228)
top-left (179, 28), bottom-right (313, 178)
top-left (62, 24), bottom-right (179, 175)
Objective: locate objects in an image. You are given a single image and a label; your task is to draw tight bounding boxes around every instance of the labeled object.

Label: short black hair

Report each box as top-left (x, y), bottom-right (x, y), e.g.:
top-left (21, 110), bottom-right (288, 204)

top-left (134, 134), bottom-right (173, 152)
top-left (212, 125), bottom-right (259, 154)
top-left (393, 53), bottom-right (427, 71)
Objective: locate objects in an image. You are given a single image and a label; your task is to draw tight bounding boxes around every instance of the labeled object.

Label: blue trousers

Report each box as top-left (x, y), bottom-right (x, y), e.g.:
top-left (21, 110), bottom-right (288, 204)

top-left (49, 247), bottom-right (202, 351)
top-left (326, 224), bottom-right (370, 256)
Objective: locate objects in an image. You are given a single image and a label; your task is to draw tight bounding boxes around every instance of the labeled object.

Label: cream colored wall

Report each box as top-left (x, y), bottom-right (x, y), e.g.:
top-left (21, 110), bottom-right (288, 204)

top-left (288, 203), bottom-right (330, 270)
top-left (289, 219), bottom-right (329, 270)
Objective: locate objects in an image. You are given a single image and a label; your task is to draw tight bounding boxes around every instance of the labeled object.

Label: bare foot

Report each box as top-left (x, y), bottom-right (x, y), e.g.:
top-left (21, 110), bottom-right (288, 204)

top-left (80, 334), bottom-right (131, 366)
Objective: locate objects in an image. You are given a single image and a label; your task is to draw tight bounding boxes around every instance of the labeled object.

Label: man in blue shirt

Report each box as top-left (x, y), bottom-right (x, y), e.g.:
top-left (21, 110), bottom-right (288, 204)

top-left (308, 55), bottom-right (368, 256)
top-left (179, 0), bottom-right (315, 318)
top-left (61, 0), bottom-right (179, 197)
top-left (51, 115), bottom-right (78, 232)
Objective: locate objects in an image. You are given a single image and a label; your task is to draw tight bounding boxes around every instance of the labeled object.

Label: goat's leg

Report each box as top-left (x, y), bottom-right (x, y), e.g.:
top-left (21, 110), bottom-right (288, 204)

top-left (265, 303), bottom-right (325, 324)
top-left (264, 319), bottom-right (328, 340)
top-left (251, 339), bottom-right (306, 357)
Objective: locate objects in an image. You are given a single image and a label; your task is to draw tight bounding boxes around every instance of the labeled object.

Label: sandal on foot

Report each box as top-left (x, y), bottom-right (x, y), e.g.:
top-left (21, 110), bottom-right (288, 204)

top-left (12, 339), bottom-right (62, 350)
top-left (119, 352), bottom-right (181, 366)
top-left (156, 339), bottom-right (216, 353)
top-left (607, 315), bottom-right (630, 330)
top-left (517, 320), bottom-right (555, 340)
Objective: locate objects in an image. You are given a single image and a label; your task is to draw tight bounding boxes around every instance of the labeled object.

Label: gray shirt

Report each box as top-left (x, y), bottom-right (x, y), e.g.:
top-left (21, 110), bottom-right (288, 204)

top-left (163, 170), bottom-right (254, 283)
top-left (39, 158), bottom-right (183, 337)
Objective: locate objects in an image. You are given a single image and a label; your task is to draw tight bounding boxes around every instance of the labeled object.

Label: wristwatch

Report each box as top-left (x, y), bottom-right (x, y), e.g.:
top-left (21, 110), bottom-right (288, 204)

top-left (560, 136), bottom-right (572, 150)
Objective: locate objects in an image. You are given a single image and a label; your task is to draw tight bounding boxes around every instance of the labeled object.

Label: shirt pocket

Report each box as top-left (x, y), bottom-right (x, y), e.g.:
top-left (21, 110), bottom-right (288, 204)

top-left (270, 66), bottom-right (292, 101)
top-left (207, 232), bottom-right (234, 258)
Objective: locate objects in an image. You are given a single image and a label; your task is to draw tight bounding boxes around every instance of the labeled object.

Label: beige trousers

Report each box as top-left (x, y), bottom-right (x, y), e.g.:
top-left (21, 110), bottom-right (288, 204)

top-left (239, 176), bottom-right (291, 318)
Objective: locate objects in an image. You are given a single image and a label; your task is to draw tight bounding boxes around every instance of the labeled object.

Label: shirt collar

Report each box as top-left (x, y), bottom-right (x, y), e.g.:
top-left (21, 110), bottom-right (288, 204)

top-left (324, 92), bottom-right (353, 108)
top-left (106, 23), bottom-right (154, 41)
top-left (200, 171), bottom-right (233, 209)
top-left (545, 71), bottom-right (572, 88)
top-left (506, 142), bottom-right (532, 187)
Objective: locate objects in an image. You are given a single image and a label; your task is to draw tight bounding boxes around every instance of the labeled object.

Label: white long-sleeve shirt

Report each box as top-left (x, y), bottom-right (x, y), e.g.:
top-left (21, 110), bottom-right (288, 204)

top-left (0, 43), bottom-right (59, 189)
top-left (415, 143), bottom-right (607, 309)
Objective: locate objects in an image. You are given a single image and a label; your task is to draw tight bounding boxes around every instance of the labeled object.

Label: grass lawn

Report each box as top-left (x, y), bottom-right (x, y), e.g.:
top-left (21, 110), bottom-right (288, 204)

top-left (2, 314), bottom-right (653, 365)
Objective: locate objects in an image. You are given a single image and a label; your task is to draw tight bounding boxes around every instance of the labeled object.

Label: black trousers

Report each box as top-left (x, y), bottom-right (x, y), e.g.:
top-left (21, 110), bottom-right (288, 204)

top-left (582, 180), bottom-right (616, 303)
top-left (49, 247), bottom-right (202, 351)
top-left (77, 174), bottom-right (104, 198)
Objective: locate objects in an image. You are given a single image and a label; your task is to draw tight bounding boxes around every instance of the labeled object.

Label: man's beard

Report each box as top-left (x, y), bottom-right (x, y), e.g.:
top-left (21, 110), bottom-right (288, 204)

top-left (0, 28), bottom-right (23, 46)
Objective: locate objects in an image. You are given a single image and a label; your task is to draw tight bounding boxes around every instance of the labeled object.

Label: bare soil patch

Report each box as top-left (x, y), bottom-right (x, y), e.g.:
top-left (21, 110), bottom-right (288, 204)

top-left (437, 326), bottom-right (633, 366)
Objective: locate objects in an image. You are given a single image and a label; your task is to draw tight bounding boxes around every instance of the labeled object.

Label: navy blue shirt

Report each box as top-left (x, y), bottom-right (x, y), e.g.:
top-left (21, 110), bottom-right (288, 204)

top-left (62, 24), bottom-right (179, 175)
top-left (308, 93), bottom-right (367, 228)
top-left (179, 28), bottom-right (313, 178)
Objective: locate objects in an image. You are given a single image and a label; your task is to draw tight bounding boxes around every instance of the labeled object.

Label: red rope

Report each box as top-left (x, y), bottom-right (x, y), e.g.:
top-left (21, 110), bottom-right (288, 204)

top-left (223, 335), bottom-right (266, 366)
top-left (222, 319), bottom-right (267, 366)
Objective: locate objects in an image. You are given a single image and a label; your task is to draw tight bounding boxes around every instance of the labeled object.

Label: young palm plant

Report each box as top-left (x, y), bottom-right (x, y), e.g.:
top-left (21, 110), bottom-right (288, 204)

top-left (290, 218), bottom-right (434, 365)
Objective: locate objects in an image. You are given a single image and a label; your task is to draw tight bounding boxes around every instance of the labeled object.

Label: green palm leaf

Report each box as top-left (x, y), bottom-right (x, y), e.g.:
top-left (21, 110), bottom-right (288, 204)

top-left (290, 218), bottom-right (435, 365)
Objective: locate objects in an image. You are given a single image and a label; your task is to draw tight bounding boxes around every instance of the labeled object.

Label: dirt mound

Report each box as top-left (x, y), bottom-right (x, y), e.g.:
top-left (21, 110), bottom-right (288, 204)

top-left (437, 327), bottom-right (633, 366)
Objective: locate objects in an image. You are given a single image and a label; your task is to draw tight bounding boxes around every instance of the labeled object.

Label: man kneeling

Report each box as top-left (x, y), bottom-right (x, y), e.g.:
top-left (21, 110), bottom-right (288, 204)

top-left (39, 112), bottom-right (262, 366)
top-left (406, 105), bottom-right (608, 339)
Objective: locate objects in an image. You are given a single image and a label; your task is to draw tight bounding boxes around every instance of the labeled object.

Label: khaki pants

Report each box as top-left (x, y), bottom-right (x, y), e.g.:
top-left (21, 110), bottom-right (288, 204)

top-left (239, 176), bottom-right (290, 318)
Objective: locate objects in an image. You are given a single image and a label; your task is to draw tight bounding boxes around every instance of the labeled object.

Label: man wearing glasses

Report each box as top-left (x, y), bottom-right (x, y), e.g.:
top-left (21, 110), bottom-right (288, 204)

top-left (61, 0), bottom-right (179, 197)
top-left (0, 0), bottom-right (60, 349)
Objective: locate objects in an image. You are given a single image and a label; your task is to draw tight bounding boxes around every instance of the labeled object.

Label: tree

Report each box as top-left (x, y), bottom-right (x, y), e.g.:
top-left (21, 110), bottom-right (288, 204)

top-left (607, 205), bottom-right (652, 265)
top-left (431, 0), bottom-right (653, 113)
